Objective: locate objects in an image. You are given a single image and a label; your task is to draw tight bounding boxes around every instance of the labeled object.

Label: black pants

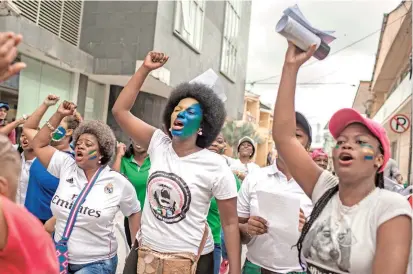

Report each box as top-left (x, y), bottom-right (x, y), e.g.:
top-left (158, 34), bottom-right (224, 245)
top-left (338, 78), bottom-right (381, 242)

top-left (123, 242), bottom-right (214, 274)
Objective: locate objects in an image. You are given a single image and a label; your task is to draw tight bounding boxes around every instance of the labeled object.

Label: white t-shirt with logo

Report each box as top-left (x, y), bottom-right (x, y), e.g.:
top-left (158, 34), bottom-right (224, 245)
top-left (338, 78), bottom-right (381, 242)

top-left (303, 170), bottom-right (412, 274)
top-left (140, 129), bottom-right (238, 255)
top-left (48, 151), bottom-right (141, 264)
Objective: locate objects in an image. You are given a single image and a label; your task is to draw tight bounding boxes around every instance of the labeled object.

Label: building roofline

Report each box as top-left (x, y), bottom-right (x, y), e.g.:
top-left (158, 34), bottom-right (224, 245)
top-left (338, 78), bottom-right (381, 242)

top-left (389, 1), bottom-right (408, 14)
top-left (352, 80), bottom-right (371, 107)
top-left (369, 13), bottom-right (389, 89)
top-left (260, 108), bottom-right (272, 114)
top-left (245, 91), bottom-right (260, 98)
top-left (369, 1), bottom-right (411, 89)
top-left (259, 101), bottom-right (271, 110)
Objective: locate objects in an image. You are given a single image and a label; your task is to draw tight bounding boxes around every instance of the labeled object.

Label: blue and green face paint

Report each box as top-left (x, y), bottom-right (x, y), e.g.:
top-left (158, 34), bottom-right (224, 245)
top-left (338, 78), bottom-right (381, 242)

top-left (171, 103), bottom-right (203, 139)
top-left (361, 143), bottom-right (375, 160)
top-left (88, 150), bottom-right (98, 160)
top-left (51, 126), bottom-right (67, 142)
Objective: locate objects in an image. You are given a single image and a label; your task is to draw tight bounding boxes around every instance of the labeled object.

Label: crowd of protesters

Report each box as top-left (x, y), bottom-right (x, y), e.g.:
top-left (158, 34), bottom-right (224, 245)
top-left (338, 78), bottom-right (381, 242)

top-left (0, 31), bottom-right (411, 274)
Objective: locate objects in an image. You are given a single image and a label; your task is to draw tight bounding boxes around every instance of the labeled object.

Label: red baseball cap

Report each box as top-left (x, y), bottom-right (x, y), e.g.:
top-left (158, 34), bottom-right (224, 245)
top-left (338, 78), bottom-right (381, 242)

top-left (328, 108), bottom-right (390, 172)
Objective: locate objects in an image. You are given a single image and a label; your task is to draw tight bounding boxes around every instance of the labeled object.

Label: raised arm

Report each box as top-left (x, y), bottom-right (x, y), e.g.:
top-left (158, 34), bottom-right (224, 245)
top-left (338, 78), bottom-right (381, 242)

top-left (112, 52), bottom-right (169, 149)
top-left (0, 117), bottom-right (25, 135)
top-left (31, 101), bottom-right (76, 168)
top-left (272, 42), bottom-right (322, 198)
top-left (112, 142), bottom-right (126, 172)
top-left (23, 95), bottom-right (60, 141)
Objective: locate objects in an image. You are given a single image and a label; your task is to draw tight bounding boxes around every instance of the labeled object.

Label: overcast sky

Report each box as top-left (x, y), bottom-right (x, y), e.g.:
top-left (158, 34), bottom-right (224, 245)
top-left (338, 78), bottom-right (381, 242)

top-left (246, 0), bottom-right (403, 131)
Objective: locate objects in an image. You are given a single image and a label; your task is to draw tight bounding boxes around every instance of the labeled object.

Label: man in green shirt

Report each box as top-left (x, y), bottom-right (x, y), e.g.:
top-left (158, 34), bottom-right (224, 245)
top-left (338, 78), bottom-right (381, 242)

top-left (113, 141), bottom-right (150, 247)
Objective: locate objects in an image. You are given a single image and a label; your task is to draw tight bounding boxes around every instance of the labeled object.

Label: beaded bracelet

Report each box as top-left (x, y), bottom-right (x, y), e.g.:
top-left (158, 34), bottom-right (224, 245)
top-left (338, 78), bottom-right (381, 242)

top-left (45, 121), bottom-right (56, 132)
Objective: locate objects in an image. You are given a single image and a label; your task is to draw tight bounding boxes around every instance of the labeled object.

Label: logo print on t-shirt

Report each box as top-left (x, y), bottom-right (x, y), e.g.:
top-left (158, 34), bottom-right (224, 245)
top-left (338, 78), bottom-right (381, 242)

top-left (104, 183), bottom-right (113, 194)
top-left (303, 216), bottom-right (355, 273)
top-left (66, 178), bottom-right (74, 184)
top-left (147, 171), bottom-right (191, 224)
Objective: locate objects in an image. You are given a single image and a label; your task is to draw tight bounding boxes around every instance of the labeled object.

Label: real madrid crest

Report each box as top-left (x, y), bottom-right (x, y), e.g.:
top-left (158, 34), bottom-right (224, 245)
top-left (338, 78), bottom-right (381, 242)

top-left (104, 183), bottom-right (114, 194)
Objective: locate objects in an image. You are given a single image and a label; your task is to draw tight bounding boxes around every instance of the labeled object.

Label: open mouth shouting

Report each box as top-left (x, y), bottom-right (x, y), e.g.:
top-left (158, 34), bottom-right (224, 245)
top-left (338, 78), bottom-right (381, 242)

top-left (172, 119), bottom-right (184, 131)
top-left (338, 152), bottom-right (354, 166)
top-left (21, 139), bottom-right (29, 148)
top-left (75, 150), bottom-right (85, 162)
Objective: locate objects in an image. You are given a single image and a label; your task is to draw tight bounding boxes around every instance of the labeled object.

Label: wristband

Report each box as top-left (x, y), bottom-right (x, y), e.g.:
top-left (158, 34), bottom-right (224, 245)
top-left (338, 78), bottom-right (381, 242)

top-left (45, 121), bottom-right (56, 132)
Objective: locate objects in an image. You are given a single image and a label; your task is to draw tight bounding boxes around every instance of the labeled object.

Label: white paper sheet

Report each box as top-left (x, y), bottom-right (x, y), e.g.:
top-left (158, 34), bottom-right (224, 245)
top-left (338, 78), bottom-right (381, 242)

top-left (283, 4), bottom-right (336, 44)
top-left (189, 69), bottom-right (227, 102)
top-left (257, 190), bottom-right (300, 237)
top-left (276, 15), bottom-right (322, 51)
top-left (256, 190), bottom-right (301, 264)
top-left (276, 4), bottom-right (336, 60)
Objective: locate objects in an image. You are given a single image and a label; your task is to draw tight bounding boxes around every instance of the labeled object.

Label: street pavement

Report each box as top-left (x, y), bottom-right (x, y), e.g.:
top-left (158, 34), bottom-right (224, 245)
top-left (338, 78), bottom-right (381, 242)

top-left (114, 212), bottom-right (247, 274)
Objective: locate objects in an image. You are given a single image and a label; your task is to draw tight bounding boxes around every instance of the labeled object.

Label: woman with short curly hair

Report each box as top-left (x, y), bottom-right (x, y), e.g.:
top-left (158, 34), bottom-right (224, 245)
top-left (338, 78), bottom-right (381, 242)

top-left (31, 101), bottom-right (141, 274)
top-left (113, 52), bottom-right (240, 274)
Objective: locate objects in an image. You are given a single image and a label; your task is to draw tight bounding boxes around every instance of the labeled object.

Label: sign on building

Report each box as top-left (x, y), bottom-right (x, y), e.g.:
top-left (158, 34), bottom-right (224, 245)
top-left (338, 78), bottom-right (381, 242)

top-left (390, 114), bottom-right (411, 133)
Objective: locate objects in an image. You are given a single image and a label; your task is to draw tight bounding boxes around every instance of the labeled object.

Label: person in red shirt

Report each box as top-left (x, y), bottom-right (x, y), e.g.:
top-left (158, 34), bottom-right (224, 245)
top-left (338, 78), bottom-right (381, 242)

top-left (0, 31), bottom-right (59, 274)
top-left (0, 134), bottom-right (59, 274)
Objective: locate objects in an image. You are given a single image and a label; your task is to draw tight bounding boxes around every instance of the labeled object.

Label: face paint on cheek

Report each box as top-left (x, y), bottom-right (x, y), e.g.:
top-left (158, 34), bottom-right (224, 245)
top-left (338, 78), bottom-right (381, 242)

top-left (360, 144), bottom-right (375, 160)
top-left (51, 126), bottom-right (67, 142)
top-left (88, 150), bottom-right (98, 160)
top-left (171, 103), bottom-right (203, 139)
top-left (335, 144), bottom-right (340, 149)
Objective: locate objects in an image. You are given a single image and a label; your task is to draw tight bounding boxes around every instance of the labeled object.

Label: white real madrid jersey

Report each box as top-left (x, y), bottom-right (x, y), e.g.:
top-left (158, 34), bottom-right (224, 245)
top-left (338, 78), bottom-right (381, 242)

top-left (47, 151), bottom-right (141, 264)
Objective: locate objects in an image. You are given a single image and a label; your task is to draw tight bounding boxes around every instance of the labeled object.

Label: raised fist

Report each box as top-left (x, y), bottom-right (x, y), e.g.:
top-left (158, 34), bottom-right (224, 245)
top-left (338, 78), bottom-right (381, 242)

top-left (116, 142), bottom-right (127, 157)
top-left (142, 51), bottom-right (169, 71)
top-left (0, 32), bottom-right (26, 82)
top-left (16, 114), bottom-right (29, 125)
top-left (44, 94), bottom-right (60, 107)
top-left (284, 41), bottom-right (317, 69)
top-left (57, 101), bottom-right (76, 117)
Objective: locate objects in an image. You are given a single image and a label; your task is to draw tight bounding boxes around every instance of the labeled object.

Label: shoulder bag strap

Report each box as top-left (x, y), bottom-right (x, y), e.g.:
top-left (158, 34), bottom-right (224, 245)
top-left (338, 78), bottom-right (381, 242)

top-left (195, 223), bottom-right (209, 262)
top-left (61, 166), bottom-right (104, 239)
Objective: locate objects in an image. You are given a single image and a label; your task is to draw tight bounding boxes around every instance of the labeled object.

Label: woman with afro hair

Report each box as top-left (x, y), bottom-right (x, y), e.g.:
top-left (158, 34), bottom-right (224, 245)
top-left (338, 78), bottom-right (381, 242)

top-left (113, 52), bottom-right (241, 274)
